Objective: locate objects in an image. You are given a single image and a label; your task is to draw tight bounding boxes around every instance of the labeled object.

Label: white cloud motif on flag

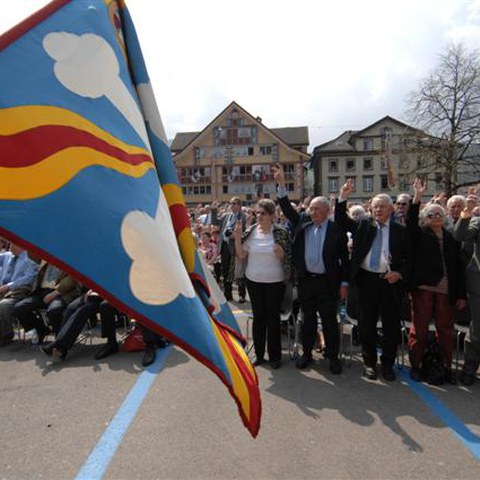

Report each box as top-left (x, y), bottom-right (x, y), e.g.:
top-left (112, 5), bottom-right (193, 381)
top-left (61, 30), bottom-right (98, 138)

top-left (121, 191), bottom-right (195, 305)
top-left (42, 31), bottom-right (151, 149)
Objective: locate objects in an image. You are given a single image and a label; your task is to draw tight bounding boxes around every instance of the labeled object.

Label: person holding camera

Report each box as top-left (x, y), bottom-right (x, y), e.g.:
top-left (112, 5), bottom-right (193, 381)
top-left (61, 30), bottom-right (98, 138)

top-left (211, 197), bottom-right (247, 302)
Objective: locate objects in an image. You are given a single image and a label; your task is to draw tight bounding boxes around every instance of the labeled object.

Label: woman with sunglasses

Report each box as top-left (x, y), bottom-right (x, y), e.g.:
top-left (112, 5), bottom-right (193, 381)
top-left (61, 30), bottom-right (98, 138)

top-left (233, 199), bottom-right (293, 369)
top-left (407, 178), bottom-right (467, 383)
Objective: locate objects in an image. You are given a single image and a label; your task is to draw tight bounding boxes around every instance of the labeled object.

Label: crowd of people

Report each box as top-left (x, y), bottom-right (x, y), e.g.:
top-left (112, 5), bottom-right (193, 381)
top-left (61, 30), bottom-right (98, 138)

top-left (0, 244), bottom-right (167, 367)
top-left (189, 166), bottom-right (480, 386)
top-left (2, 171), bottom-right (480, 386)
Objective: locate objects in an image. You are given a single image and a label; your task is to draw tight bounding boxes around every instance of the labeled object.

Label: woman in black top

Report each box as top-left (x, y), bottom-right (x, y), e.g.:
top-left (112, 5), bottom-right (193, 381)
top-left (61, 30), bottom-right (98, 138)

top-left (407, 179), bottom-right (467, 382)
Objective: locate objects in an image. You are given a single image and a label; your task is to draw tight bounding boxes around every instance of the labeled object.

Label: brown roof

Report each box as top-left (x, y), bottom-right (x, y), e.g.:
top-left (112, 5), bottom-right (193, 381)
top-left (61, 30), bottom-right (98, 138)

top-left (314, 130), bottom-right (357, 153)
top-left (271, 127), bottom-right (309, 146)
top-left (171, 127), bottom-right (308, 153)
top-left (170, 132), bottom-right (200, 152)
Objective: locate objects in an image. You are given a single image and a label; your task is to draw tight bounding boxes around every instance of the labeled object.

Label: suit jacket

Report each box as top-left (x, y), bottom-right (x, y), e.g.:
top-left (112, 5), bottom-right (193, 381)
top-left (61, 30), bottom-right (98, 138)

top-left (454, 216), bottom-right (480, 275)
top-left (211, 208), bottom-right (247, 254)
top-left (335, 199), bottom-right (411, 283)
top-left (278, 195), bottom-right (349, 295)
top-left (32, 261), bottom-right (82, 304)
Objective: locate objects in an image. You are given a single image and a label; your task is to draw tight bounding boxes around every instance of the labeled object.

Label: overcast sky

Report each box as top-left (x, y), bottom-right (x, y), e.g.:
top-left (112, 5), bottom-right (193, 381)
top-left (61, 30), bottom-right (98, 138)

top-left (2, 0), bottom-right (480, 152)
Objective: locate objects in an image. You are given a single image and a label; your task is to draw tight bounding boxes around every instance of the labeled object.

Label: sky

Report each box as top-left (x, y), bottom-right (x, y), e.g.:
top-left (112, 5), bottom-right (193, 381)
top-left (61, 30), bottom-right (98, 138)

top-left (2, 0), bottom-right (480, 152)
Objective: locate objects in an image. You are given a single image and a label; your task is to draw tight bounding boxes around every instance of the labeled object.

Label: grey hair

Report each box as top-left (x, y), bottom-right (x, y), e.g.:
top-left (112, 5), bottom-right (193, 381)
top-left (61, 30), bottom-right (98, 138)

top-left (372, 193), bottom-right (394, 206)
top-left (446, 195), bottom-right (466, 207)
top-left (309, 196), bottom-right (330, 208)
top-left (349, 204), bottom-right (366, 220)
top-left (420, 203), bottom-right (446, 223)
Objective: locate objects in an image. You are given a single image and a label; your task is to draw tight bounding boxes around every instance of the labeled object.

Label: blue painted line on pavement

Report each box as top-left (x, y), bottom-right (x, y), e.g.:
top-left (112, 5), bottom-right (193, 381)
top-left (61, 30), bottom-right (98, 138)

top-left (398, 367), bottom-right (480, 461)
top-left (75, 344), bottom-right (172, 480)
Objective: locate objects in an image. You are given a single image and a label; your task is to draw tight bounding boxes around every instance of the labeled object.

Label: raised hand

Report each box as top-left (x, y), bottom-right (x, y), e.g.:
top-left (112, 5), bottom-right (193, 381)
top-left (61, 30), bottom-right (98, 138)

top-left (232, 220), bottom-right (243, 240)
top-left (339, 179), bottom-right (354, 200)
top-left (412, 177), bottom-right (427, 202)
top-left (271, 163), bottom-right (286, 186)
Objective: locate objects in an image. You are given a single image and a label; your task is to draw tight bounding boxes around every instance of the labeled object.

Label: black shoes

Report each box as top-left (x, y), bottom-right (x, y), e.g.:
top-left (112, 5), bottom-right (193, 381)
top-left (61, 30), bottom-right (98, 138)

top-left (363, 365), bottom-right (378, 380)
top-left (444, 368), bottom-right (457, 385)
top-left (295, 354), bottom-right (312, 370)
top-left (41, 343), bottom-right (54, 357)
top-left (141, 347), bottom-right (156, 367)
top-left (41, 343), bottom-right (66, 363)
top-left (253, 357), bottom-right (265, 367)
top-left (459, 369), bottom-right (476, 386)
top-left (94, 342), bottom-right (119, 360)
top-left (329, 357), bottom-right (343, 375)
top-left (52, 346), bottom-right (67, 363)
top-left (381, 365), bottom-right (396, 382)
top-left (270, 360), bottom-right (281, 370)
top-left (410, 367), bottom-right (421, 382)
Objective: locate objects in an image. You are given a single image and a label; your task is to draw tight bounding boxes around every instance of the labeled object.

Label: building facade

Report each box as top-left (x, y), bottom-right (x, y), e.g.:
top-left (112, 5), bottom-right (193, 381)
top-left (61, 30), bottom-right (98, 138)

top-left (171, 102), bottom-right (310, 205)
top-left (311, 116), bottom-right (443, 203)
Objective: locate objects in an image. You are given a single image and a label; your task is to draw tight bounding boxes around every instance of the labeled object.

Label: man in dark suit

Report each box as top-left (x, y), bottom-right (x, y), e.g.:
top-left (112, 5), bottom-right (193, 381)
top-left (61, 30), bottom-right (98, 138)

top-left (211, 197), bottom-right (247, 302)
top-left (335, 179), bottom-right (411, 381)
top-left (273, 165), bottom-right (349, 374)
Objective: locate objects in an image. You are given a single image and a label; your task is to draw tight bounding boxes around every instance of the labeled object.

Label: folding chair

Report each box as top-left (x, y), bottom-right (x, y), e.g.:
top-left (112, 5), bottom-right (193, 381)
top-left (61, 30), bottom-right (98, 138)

top-left (115, 313), bottom-right (132, 343)
top-left (454, 323), bottom-right (469, 373)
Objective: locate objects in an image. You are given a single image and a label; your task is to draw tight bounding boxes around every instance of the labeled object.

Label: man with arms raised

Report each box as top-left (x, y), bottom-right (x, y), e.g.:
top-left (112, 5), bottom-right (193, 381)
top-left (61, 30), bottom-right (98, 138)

top-left (273, 164), bottom-right (348, 374)
top-left (335, 180), bottom-right (411, 381)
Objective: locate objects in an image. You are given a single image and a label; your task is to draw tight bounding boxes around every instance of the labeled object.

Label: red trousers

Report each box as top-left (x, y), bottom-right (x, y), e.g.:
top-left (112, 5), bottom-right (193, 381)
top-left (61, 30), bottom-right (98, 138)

top-left (408, 288), bottom-right (454, 367)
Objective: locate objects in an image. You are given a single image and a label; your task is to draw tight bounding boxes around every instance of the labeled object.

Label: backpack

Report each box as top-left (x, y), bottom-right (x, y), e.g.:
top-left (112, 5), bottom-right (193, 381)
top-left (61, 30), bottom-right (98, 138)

top-left (420, 338), bottom-right (446, 385)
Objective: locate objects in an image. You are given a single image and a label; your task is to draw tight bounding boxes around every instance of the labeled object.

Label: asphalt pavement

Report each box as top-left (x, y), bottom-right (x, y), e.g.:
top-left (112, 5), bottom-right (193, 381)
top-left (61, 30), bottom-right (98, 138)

top-left (1, 300), bottom-right (479, 480)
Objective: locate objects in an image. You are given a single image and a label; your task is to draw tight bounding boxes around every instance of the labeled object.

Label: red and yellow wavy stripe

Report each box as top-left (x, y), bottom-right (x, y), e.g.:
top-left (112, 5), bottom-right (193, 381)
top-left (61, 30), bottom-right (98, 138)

top-left (162, 175), bottom-right (261, 436)
top-left (212, 322), bottom-right (261, 437)
top-left (0, 105), bottom-right (154, 200)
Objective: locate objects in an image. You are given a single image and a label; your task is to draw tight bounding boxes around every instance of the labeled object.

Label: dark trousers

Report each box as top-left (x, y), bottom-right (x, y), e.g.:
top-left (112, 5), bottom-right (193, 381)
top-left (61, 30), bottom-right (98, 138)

top-left (409, 288), bottom-right (454, 367)
top-left (13, 288), bottom-right (67, 336)
top-left (356, 269), bottom-right (402, 368)
top-left (55, 295), bottom-right (118, 351)
top-left (220, 241), bottom-right (246, 300)
top-left (298, 275), bottom-right (339, 359)
top-left (247, 279), bottom-right (285, 362)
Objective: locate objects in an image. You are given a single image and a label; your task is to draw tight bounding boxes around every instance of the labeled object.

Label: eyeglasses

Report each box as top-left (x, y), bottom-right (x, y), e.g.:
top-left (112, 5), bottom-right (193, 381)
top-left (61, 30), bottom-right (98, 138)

top-left (427, 212), bottom-right (444, 219)
top-left (396, 202), bottom-right (408, 206)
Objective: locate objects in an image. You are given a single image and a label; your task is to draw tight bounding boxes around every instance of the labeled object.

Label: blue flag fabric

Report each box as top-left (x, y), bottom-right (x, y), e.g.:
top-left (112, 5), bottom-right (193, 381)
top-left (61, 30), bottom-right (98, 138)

top-left (0, 0), bottom-right (260, 437)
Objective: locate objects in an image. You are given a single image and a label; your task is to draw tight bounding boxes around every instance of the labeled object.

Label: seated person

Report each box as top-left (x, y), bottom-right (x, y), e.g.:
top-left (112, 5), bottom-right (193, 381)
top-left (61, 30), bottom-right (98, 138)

top-left (13, 261), bottom-right (82, 343)
top-left (41, 290), bottom-right (120, 362)
top-left (0, 244), bottom-right (39, 346)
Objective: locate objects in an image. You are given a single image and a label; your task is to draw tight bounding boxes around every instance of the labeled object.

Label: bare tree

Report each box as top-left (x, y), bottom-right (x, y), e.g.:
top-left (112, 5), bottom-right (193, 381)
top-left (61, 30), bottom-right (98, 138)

top-left (406, 43), bottom-right (480, 196)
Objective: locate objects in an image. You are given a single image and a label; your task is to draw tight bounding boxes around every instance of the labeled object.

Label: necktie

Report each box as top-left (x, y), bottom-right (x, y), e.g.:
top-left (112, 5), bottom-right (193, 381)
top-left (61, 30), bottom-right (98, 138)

top-left (369, 224), bottom-right (384, 271)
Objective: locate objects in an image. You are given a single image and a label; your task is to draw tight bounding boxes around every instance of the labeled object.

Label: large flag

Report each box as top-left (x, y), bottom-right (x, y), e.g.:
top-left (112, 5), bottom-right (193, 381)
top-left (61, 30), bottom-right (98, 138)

top-left (0, 0), bottom-right (260, 437)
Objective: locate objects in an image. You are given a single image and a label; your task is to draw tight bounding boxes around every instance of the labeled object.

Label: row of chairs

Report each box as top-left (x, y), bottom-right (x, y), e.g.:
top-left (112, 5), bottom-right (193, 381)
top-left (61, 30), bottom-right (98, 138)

top-left (245, 293), bottom-right (470, 371)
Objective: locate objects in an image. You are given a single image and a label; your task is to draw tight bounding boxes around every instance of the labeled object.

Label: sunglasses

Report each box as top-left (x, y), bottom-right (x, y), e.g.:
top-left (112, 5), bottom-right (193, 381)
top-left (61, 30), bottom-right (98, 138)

top-left (396, 202), bottom-right (408, 206)
top-left (427, 212), bottom-right (444, 219)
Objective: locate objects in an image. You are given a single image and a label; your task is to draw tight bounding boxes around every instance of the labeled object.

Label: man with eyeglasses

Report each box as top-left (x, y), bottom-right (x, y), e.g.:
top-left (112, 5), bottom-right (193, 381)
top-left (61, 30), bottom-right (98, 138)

top-left (211, 197), bottom-right (247, 302)
top-left (393, 193), bottom-right (411, 226)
